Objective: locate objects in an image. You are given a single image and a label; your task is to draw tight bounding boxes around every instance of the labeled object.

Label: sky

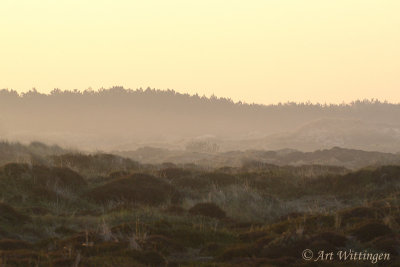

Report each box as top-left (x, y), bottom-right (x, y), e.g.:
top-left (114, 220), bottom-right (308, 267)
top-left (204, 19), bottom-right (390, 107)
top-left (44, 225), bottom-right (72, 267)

top-left (1, 0), bottom-right (399, 104)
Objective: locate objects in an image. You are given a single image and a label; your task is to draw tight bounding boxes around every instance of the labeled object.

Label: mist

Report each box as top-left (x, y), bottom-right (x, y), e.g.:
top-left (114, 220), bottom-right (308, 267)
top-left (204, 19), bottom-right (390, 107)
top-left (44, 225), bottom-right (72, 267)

top-left (1, 87), bottom-right (400, 153)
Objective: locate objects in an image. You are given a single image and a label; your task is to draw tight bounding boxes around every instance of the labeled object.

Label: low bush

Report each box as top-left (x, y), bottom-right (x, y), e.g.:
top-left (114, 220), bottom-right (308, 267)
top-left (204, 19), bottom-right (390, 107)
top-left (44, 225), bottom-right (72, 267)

top-left (189, 203), bottom-right (226, 219)
top-left (0, 203), bottom-right (30, 225)
top-left (351, 222), bottom-right (392, 242)
top-left (87, 173), bottom-right (180, 205)
top-left (0, 239), bottom-right (32, 250)
top-left (218, 244), bottom-right (257, 261)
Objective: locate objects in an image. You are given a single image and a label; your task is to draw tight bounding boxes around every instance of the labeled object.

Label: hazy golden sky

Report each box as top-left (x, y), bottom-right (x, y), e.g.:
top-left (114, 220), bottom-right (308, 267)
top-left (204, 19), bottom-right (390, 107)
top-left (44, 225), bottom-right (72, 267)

top-left (1, 1), bottom-right (399, 104)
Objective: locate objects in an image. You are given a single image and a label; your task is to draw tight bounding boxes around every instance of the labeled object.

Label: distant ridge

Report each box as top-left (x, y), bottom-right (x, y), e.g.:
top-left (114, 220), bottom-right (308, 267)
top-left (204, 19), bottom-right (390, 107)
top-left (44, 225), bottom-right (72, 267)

top-left (118, 145), bottom-right (400, 169)
top-left (1, 140), bottom-right (400, 170)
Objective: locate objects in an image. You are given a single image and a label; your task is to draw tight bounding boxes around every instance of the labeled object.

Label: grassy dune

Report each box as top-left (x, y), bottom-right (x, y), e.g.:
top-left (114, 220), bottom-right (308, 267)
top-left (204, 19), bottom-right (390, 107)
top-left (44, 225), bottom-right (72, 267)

top-left (0, 148), bottom-right (400, 266)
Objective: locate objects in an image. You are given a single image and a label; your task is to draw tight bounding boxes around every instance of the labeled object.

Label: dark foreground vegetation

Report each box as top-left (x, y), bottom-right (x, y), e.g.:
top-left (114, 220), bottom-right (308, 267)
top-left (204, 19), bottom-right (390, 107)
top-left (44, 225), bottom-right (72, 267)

top-left (1, 142), bottom-right (400, 266)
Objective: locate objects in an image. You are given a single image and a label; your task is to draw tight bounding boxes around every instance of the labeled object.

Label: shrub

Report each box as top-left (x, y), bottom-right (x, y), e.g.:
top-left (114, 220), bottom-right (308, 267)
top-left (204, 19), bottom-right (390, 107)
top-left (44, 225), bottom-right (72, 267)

top-left (128, 250), bottom-right (166, 266)
top-left (81, 241), bottom-right (128, 257)
top-left (260, 238), bottom-right (309, 259)
top-left (1, 163), bottom-right (30, 179)
top-left (164, 205), bottom-right (186, 215)
top-left (23, 206), bottom-right (50, 215)
top-left (143, 234), bottom-right (184, 253)
top-left (340, 207), bottom-right (378, 224)
top-left (239, 230), bottom-right (268, 242)
top-left (351, 222), bottom-right (392, 242)
top-left (172, 176), bottom-right (209, 190)
top-left (254, 236), bottom-right (274, 250)
top-left (278, 212), bottom-right (305, 221)
top-left (188, 203), bottom-right (226, 219)
top-left (158, 168), bottom-right (191, 180)
top-left (34, 166), bottom-right (87, 189)
top-left (218, 244), bottom-right (256, 261)
top-left (87, 173), bottom-right (180, 205)
top-left (200, 172), bottom-right (237, 187)
top-left (0, 203), bottom-right (30, 224)
top-left (200, 242), bottom-right (221, 255)
top-left (0, 239), bottom-right (32, 250)
top-left (108, 170), bottom-right (130, 179)
top-left (51, 153), bottom-right (140, 175)
top-left (30, 186), bottom-right (59, 201)
top-left (1, 164), bottom-right (87, 190)
top-left (54, 226), bottom-right (76, 236)
top-left (0, 249), bottom-right (40, 263)
top-left (310, 232), bottom-right (347, 247)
